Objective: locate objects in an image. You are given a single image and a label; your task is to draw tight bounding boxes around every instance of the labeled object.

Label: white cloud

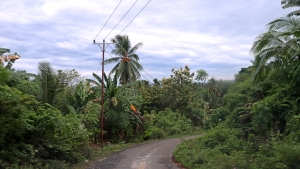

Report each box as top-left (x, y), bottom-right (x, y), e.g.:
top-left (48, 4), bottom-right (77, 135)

top-left (0, 0), bottom-right (296, 80)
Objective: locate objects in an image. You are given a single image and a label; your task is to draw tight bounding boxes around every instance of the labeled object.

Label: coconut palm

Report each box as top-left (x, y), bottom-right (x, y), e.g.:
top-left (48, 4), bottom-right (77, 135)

top-left (282, 0), bottom-right (300, 16)
top-left (104, 34), bottom-right (143, 84)
top-left (250, 16), bottom-right (300, 82)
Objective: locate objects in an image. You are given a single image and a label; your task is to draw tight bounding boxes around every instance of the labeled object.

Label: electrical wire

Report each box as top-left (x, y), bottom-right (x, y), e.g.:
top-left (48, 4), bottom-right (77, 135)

top-left (94, 0), bottom-right (123, 40)
top-left (105, 50), bottom-right (114, 58)
top-left (142, 68), bottom-right (154, 80)
top-left (119, 0), bottom-right (151, 34)
top-left (108, 44), bottom-right (114, 51)
top-left (108, 45), bottom-right (153, 80)
top-left (140, 73), bottom-right (150, 81)
top-left (104, 0), bottom-right (139, 39)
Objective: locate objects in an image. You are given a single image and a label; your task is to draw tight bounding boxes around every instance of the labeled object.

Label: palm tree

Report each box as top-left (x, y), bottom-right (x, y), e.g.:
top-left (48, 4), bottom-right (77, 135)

top-left (37, 61), bottom-right (66, 105)
top-left (250, 16), bottom-right (300, 82)
top-left (104, 34), bottom-right (143, 84)
top-left (282, 0), bottom-right (300, 16)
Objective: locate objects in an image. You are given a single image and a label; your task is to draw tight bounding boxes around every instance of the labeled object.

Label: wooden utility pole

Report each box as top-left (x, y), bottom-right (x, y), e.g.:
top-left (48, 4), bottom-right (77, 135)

top-left (93, 39), bottom-right (114, 147)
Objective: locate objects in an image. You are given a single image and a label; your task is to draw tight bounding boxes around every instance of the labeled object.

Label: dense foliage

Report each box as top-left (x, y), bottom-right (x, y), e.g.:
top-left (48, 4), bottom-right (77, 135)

top-left (1, 30), bottom-right (237, 169)
top-left (174, 2), bottom-right (300, 168)
top-left (0, 67), bottom-right (90, 168)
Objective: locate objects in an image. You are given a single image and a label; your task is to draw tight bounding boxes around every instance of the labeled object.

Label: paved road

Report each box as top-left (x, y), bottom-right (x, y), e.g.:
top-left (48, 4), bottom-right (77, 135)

top-left (87, 135), bottom-right (202, 169)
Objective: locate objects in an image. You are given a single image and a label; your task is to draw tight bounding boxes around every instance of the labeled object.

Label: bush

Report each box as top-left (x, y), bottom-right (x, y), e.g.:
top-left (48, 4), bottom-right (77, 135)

top-left (174, 124), bottom-right (300, 169)
top-left (0, 85), bottom-right (89, 168)
top-left (143, 108), bottom-right (192, 140)
top-left (174, 126), bottom-right (249, 169)
top-left (149, 127), bottom-right (167, 139)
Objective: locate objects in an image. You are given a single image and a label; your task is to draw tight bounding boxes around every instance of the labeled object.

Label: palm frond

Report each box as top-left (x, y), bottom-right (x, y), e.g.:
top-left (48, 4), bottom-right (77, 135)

top-left (111, 47), bottom-right (127, 57)
top-left (92, 73), bottom-right (105, 87)
top-left (129, 42), bottom-right (143, 54)
top-left (250, 31), bottom-right (285, 55)
top-left (128, 53), bottom-right (140, 61)
top-left (109, 63), bottom-right (120, 76)
top-left (104, 57), bottom-right (121, 64)
top-left (288, 9), bottom-right (300, 17)
top-left (268, 16), bottom-right (300, 31)
top-left (86, 79), bottom-right (101, 86)
top-left (129, 63), bottom-right (141, 79)
top-left (282, 0), bottom-right (300, 9)
top-left (130, 59), bottom-right (144, 70)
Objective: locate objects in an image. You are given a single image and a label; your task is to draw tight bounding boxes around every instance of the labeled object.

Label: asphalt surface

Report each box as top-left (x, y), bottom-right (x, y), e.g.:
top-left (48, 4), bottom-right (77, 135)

top-left (86, 135), bottom-right (201, 169)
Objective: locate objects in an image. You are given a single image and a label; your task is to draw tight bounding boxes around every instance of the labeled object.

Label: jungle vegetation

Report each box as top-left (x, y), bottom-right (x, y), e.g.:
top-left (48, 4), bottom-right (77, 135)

top-left (0, 46), bottom-right (229, 168)
top-left (2, 1), bottom-right (299, 168)
top-left (173, 1), bottom-right (300, 168)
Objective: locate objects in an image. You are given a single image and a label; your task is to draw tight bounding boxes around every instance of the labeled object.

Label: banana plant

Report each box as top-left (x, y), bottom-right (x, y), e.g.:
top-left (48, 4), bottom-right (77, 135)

top-left (86, 71), bottom-right (143, 141)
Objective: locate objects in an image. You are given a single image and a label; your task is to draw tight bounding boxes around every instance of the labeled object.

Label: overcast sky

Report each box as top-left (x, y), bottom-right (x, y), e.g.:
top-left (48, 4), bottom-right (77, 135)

top-left (0, 0), bottom-right (295, 81)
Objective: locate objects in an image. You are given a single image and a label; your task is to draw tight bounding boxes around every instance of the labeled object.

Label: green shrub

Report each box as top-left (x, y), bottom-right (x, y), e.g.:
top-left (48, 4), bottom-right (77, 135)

top-left (149, 127), bottom-right (166, 139)
top-left (0, 85), bottom-right (89, 168)
top-left (174, 126), bottom-right (249, 169)
top-left (143, 108), bottom-right (192, 139)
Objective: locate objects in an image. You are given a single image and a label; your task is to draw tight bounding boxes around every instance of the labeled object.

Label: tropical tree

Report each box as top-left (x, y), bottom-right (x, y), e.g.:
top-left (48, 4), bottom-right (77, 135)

top-left (160, 66), bottom-right (195, 111)
top-left (104, 34), bottom-right (143, 84)
top-left (87, 72), bottom-right (143, 142)
top-left (195, 69), bottom-right (209, 85)
top-left (282, 0), bottom-right (300, 16)
top-left (37, 61), bottom-right (61, 105)
top-left (250, 16), bottom-right (300, 82)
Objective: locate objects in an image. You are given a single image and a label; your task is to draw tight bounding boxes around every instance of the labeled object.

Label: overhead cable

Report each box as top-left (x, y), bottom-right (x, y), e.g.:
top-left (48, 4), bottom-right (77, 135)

top-left (119, 0), bottom-right (151, 34)
top-left (140, 73), bottom-right (150, 81)
top-left (104, 0), bottom-right (139, 39)
top-left (142, 68), bottom-right (154, 80)
top-left (94, 0), bottom-right (123, 40)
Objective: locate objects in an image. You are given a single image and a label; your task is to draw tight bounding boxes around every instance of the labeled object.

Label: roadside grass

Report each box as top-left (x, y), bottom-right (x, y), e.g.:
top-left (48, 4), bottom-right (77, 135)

top-left (12, 128), bottom-right (203, 169)
top-left (72, 142), bottom-right (139, 169)
top-left (173, 126), bottom-right (300, 169)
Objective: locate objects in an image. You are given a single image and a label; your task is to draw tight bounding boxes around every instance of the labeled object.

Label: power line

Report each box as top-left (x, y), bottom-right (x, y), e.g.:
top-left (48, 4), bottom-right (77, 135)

top-left (108, 44), bottom-right (153, 80)
top-left (94, 0), bottom-right (123, 40)
top-left (104, 0), bottom-right (139, 39)
top-left (140, 73), bottom-right (150, 81)
top-left (105, 51), bottom-right (113, 58)
top-left (119, 0), bottom-right (151, 34)
top-left (108, 44), bottom-right (114, 51)
top-left (142, 68), bottom-right (154, 80)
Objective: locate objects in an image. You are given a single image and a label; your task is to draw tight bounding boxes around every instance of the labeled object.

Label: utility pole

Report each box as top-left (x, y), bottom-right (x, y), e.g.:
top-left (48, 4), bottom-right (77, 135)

top-left (93, 39), bottom-right (114, 147)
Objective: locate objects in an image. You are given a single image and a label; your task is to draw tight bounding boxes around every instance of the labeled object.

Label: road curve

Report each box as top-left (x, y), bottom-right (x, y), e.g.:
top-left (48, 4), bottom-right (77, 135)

top-left (86, 135), bottom-right (201, 169)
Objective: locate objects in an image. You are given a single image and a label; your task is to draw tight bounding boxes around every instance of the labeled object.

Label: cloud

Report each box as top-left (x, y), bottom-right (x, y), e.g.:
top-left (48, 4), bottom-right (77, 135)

top-left (0, 0), bottom-right (296, 81)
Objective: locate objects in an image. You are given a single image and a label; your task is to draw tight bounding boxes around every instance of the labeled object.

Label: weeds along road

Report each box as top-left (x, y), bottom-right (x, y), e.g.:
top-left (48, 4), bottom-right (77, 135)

top-left (86, 135), bottom-right (202, 169)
